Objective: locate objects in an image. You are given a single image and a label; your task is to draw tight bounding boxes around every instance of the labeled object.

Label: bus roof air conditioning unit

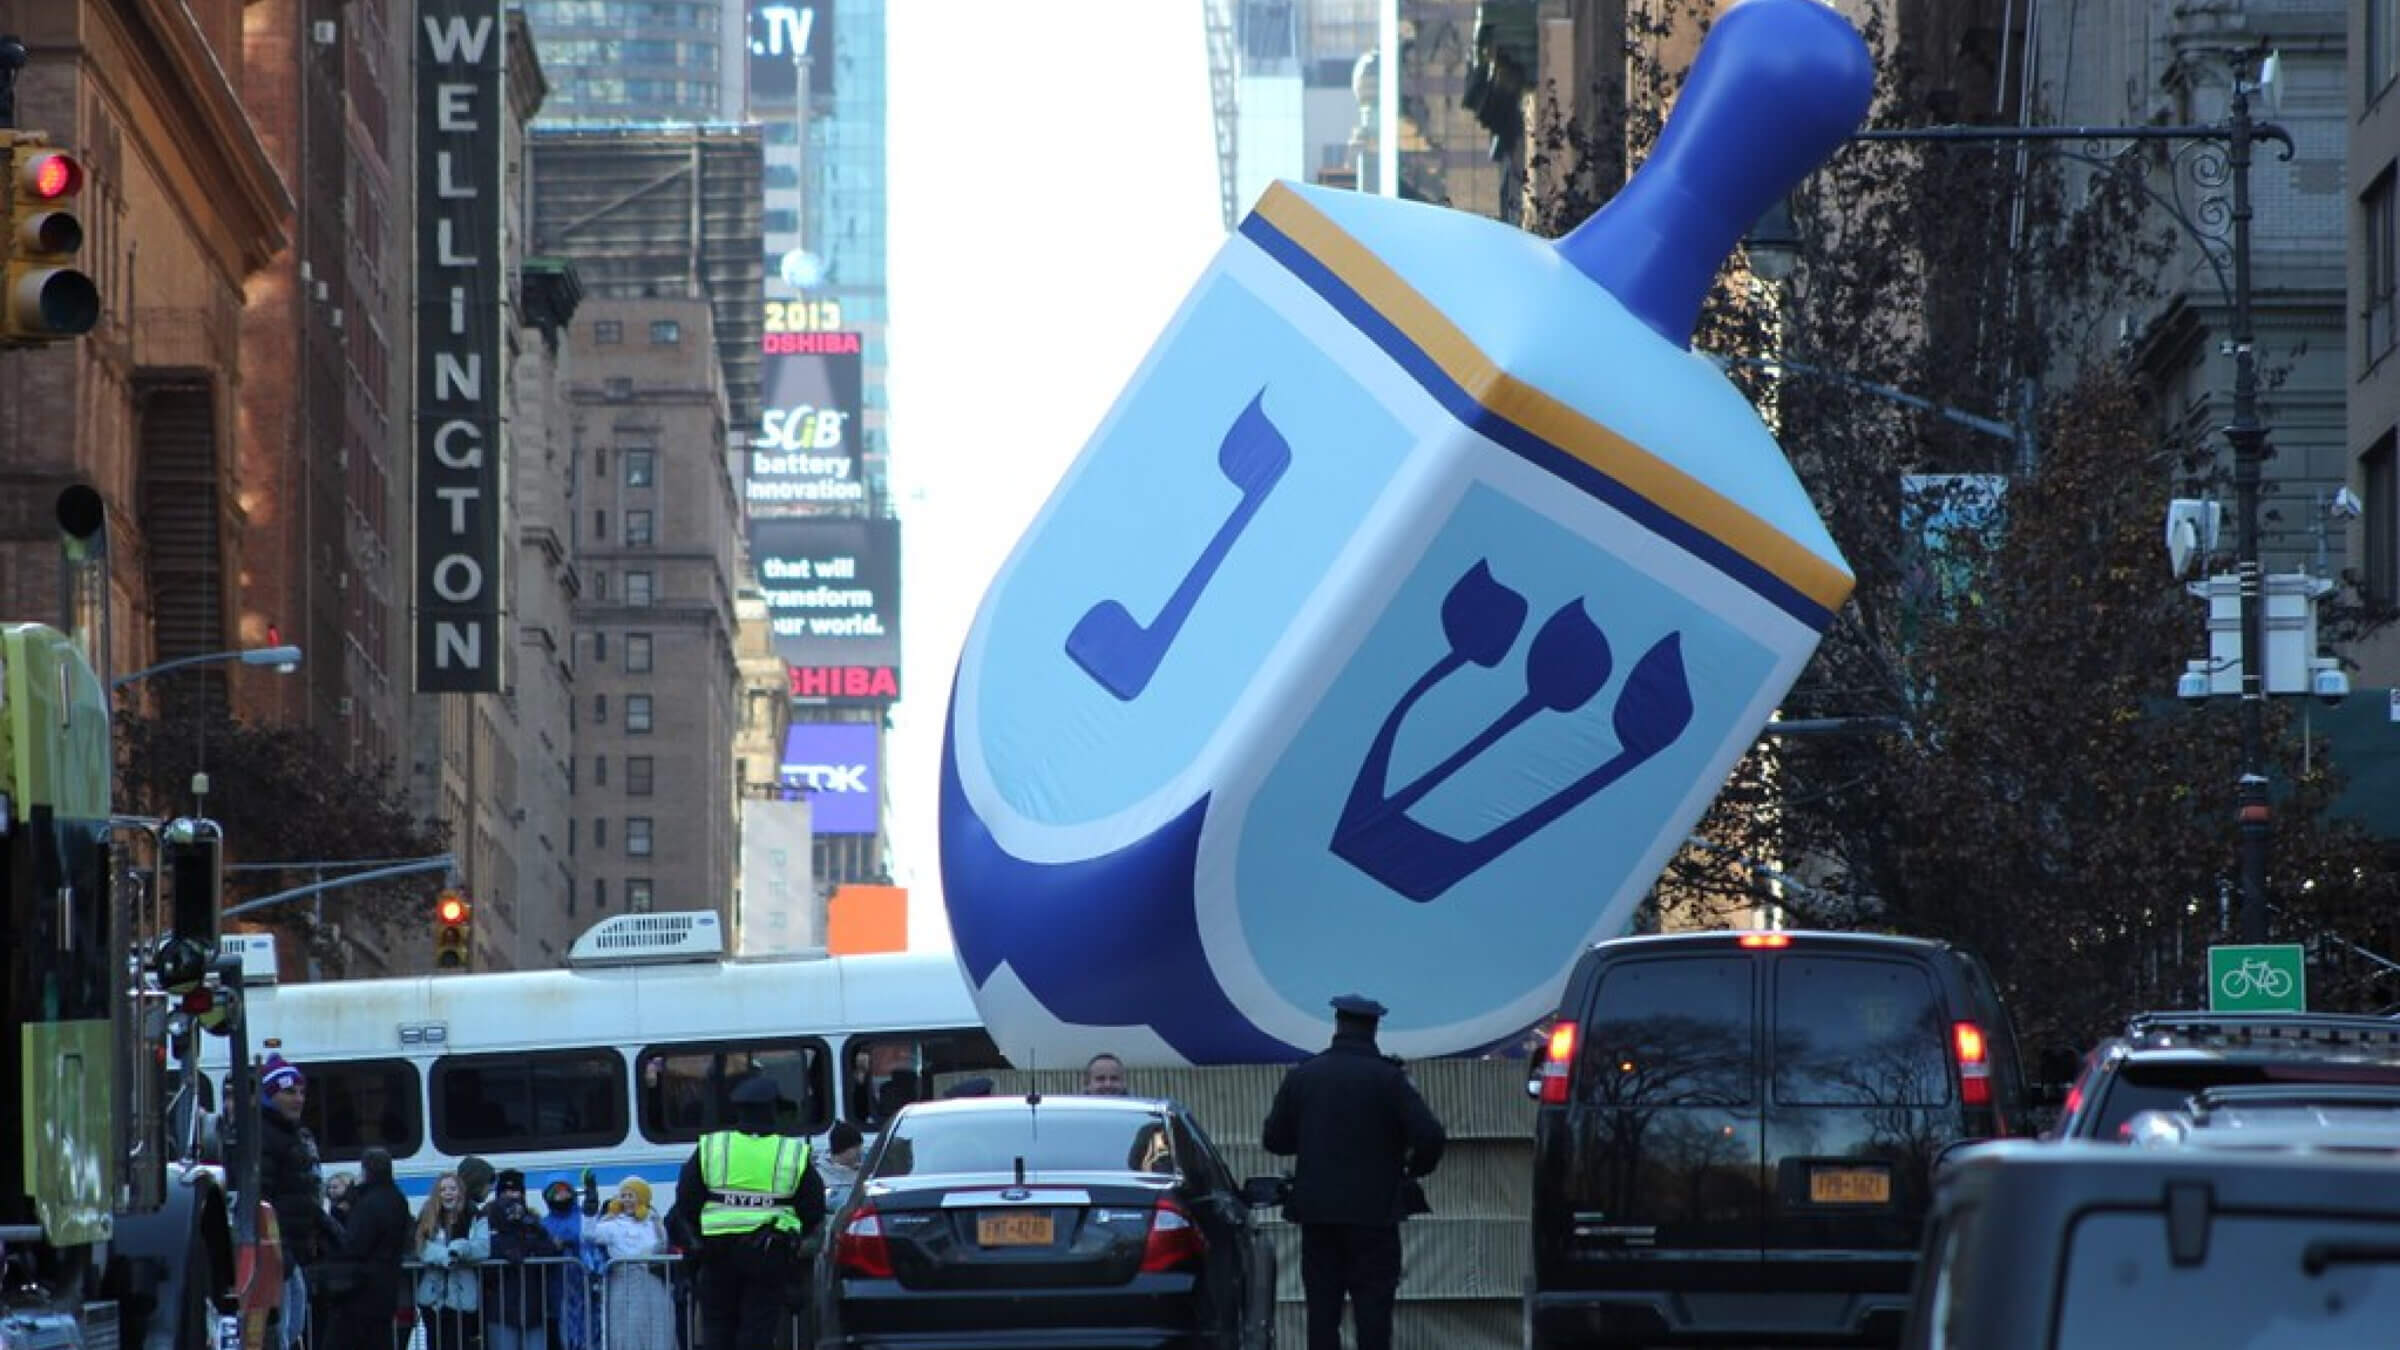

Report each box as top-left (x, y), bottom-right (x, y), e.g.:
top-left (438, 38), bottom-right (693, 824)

top-left (225, 932), bottom-right (281, 986)
top-left (568, 910), bottom-right (726, 967)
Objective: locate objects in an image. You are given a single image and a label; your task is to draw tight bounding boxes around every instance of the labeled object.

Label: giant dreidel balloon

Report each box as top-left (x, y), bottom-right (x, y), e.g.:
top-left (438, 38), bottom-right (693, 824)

top-left (943, 0), bottom-right (1873, 1065)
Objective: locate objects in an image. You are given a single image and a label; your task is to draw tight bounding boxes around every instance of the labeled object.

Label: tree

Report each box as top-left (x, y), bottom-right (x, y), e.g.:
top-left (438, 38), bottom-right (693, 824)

top-left (117, 705), bottom-right (449, 978)
top-left (1524, 0), bottom-right (2400, 1049)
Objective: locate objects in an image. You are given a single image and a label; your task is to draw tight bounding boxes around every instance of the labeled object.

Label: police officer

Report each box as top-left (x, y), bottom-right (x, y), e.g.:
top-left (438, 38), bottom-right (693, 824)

top-left (677, 1076), bottom-right (827, 1350)
top-left (1262, 994), bottom-right (1446, 1350)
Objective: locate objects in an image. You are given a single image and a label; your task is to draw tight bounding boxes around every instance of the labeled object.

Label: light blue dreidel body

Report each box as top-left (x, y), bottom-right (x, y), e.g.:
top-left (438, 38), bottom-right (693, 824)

top-left (942, 0), bottom-right (1873, 1066)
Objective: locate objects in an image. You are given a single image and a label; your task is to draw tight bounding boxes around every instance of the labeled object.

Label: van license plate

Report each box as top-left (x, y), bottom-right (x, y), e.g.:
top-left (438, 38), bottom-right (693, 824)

top-left (978, 1213), bottom-right (1055, 1246)
top-left (1808, 1167), bottom-right (1890, 1205)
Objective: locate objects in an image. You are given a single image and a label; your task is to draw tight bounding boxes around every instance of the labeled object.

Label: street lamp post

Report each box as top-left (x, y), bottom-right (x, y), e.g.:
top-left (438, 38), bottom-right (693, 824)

top-left (1826, 46), bottom-right (2291, 944)
top-left (111, 645), bottom-right (303, 691)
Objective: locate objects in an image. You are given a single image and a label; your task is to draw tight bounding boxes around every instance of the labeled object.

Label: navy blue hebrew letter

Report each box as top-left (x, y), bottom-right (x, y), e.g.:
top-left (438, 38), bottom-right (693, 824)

top-left (1332, 560), bottom-right (1695, 902)
top-left (1065, 389), bottom-right (1291, 701)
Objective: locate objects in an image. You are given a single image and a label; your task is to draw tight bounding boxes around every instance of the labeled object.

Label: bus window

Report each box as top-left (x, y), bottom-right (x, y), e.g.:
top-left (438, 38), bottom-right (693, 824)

top-left (637, 1038), bottom-right (832, 1144)
top-left (432, 1049), bottom-right (627, 1154)
top-left (295, 1059), bottom-right (423, 1163)
top-left (845, 1028), bottom-right (1010, 1128)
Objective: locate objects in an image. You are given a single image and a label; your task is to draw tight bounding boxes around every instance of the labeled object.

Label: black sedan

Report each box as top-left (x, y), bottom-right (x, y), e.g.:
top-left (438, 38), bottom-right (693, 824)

top-left (814, 1093), bottom-right (1283, 1349)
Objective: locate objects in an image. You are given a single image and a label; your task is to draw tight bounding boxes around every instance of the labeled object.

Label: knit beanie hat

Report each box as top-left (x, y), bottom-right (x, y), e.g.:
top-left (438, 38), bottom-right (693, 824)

top-left (260, 1054), bottom-right (304, 1104)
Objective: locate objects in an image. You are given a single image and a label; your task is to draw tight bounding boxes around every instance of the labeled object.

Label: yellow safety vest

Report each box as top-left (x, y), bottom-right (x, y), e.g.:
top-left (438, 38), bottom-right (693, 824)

top-left (697, 1130), bottom-right (810, 1237)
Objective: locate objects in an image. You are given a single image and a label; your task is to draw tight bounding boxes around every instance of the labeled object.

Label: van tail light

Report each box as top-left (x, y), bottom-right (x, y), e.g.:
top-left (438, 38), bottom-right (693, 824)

top-left (1953, 1021), bottom-right (1991, 1107)
top-left (1737, 932), bottom-right (1791, 949)
top-left (835, 1204), bottom-right (894, 1278)
top-left (1536, 1021), bottom-right (1577, 1105)
top-left (1141, 1197), bottom-right (1208, 1273)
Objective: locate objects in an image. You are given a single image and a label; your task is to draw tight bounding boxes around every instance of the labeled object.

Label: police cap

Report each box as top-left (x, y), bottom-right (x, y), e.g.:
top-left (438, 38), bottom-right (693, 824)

top-left (1330, 993), bottom-right (1388, 1019)
top-left (731, 1076), bottom-right (784, 1106)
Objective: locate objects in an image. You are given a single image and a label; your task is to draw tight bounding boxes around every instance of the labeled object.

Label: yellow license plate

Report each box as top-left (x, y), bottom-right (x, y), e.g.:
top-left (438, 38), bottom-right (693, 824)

top-left (977, 1213), bottom-right (1055, 1246)
top-left (1808, 1168), bottom-right (1891, 1205)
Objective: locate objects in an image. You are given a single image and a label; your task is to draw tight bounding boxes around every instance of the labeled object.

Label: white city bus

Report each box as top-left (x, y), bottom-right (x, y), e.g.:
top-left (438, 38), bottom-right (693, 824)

top-left (204, 911), bottom-right (1007, 1211)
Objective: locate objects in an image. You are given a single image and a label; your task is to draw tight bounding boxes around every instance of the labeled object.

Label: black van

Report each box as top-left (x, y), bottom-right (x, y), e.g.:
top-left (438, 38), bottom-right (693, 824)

top-left (1524, 931), bottom-right (2029, 1348)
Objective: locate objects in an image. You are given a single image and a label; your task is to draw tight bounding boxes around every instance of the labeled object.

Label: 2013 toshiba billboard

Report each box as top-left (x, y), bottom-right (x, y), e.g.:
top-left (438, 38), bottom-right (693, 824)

top-left (748, 331), bottom-right (864, 512)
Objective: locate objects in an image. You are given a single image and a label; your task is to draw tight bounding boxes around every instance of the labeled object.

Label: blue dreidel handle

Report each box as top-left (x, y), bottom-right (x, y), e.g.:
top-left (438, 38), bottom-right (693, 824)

top-left (1556, 0), bottom-right (1873, 347)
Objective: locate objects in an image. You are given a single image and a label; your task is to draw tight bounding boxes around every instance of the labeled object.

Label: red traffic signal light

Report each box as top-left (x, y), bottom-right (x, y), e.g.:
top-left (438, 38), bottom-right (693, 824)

top-left (23, 150), bottom-right (81, 201)
top-left (435, 889), bottom-right (472, 971)
top-left (3, 136), bottom-right (96, 342)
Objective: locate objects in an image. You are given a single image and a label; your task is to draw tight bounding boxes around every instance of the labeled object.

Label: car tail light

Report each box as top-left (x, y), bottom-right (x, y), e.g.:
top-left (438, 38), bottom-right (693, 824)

top-left (1953, 1021), bottom-right (1991, 1107)
top-left (1140, 1197), bottom-right (1208, 1273)
top-left (835, 1204), bottom-right (894, 1278)
top-left (1536, 1021), bottom-right (1577, 1105)
top-left (1737, 932), bottom-right (1791, 949)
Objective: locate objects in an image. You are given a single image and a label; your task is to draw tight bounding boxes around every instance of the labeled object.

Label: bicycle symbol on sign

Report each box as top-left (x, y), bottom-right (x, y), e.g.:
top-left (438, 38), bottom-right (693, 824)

top-left (2218, 956), bottom-right (2295, 1002)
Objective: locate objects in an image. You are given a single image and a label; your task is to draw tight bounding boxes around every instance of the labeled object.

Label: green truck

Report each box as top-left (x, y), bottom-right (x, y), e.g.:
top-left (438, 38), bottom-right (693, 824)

top-left (3, 488), bottom-right (246, 1348)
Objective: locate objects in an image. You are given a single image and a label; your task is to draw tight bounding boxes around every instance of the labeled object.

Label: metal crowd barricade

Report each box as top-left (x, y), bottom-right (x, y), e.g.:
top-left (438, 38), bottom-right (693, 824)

top-left (371, 1249), bottom-right (808, 1350)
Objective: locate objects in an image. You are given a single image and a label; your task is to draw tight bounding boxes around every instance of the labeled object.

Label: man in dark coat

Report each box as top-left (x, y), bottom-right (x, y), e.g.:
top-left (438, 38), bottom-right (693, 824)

top-left (256, 1054), bottom-right (324, 1348)
top-left (1262, 994), bottom-right (1447, 1350)
top-left (319, 1148), bottom-right (413, 1347)
top-left (480, 1167), bottom-right (560, 1350)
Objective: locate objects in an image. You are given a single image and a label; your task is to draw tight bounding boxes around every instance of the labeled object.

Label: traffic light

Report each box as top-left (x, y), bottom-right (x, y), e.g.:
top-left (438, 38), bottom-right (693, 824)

top-left (434, 890), bottom-right (472, 971)
top-left (2, 134), bottom-right (97, 343)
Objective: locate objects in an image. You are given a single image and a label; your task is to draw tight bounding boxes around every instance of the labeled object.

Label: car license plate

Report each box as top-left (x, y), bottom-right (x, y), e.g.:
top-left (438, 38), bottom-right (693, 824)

top-left (977, 1212), bottom-right (1055, 1246)
top-left (1808, 1167), bottom-right (1891, 1205)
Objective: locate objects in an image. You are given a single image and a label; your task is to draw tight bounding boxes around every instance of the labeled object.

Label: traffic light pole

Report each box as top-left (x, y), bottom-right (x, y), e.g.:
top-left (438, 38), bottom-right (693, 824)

top-left (218, 853), bottom-right (456, 918)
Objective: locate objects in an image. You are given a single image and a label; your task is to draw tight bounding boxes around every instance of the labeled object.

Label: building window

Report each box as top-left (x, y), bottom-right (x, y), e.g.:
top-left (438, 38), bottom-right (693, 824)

top-left (626, 450), bottom-right (655, 487)
top-left (2369, 433), bottom-right (2398, 608)
top-left (627, 878), bottom-right (654, 913)
top-left (595, 817), bottom-right (609, 849)
top-left (2368, 171), bottom-right (2397, 362)
top-left (593, 570), bottom-right (608, 599)
top-left (626, 571), bottom-right (655, 607)
top-left (627, 633), bottom-right (653, 672)
top-left (2376, 0), bottom-right (2400, 102)
top-left (626, 509), bottom-right (654, 547)
top-left (605, 376), bottom-right (634, 401)
top-left (627, 695), bottom-right (653, 733)
top-left (595, 319), bottom-right (623, 345)
top-left (627, 818), bottom-right (654, 857)
top-left (594, 509), bottom-right (608, 540)
top-left (595, 755), bottom-right (608, 787)
top-left (594, 693), bottom-right (608, 722)
top-left (628, 756), bottom-right (654, 797)
top-left (596, 448), bottom-right (609, 478)
top-left (763, 207), bottom-right (800, 235)
top-left (594, 632), bottom-right (608, 661)
top-left (651, 319), bottom-right (682, 345)
top-left (595, 878), bottom-right (608, 909)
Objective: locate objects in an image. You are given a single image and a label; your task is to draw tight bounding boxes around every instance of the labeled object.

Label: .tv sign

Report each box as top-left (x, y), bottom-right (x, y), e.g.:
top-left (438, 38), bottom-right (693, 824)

top-left (780, 722), bottom-right (879, 834)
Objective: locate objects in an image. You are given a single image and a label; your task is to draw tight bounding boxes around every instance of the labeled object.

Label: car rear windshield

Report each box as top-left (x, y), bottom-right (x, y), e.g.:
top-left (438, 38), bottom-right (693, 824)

top-left (1774, 956), bottom-right (1949, 1107)
top-left (2053, 1209), bottom-right (2400, 1348)
top-left (2095, 1061), bottom-right (2400, 1139)
top-left (1582, 956), bottom-right (1753, 1106)
top-left (872, 1107), bottom-right (1177, 1180)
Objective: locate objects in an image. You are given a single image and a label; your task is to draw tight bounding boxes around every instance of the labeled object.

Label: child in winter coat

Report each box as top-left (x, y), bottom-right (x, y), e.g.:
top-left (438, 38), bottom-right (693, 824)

top-left (585, 1177), bottom-right (676, 1350)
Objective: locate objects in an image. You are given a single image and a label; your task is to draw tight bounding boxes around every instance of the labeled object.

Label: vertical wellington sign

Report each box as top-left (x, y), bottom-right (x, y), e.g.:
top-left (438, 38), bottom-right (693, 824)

top-left (415, 1), bottom-right (506, 693)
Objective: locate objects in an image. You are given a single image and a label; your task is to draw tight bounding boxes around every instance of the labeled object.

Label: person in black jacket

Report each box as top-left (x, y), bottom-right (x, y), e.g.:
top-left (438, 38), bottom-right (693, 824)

top-left (257, 1055), bottom-right (325, 1349)
top-left (319, 1148), bottom-right (413, 1348)
top-left (1261, 994), bottom-right (1446, 1350)
top-left (479, 1169), bottom-right (559, 1350)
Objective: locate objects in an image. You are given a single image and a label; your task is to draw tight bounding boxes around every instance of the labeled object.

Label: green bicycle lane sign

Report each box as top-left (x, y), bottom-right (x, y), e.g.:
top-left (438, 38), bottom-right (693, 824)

top-left (2208, 943), bottom-right (2307, 1013)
